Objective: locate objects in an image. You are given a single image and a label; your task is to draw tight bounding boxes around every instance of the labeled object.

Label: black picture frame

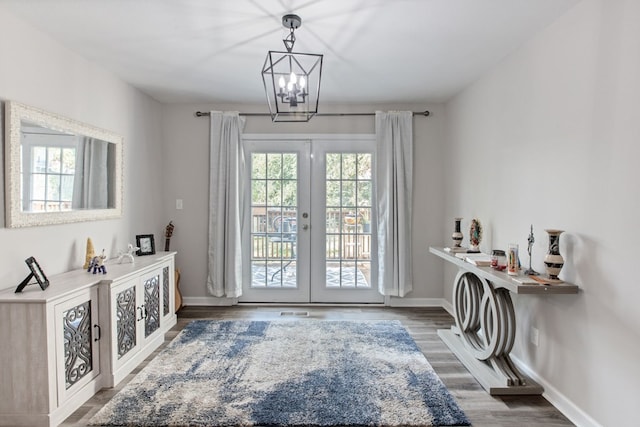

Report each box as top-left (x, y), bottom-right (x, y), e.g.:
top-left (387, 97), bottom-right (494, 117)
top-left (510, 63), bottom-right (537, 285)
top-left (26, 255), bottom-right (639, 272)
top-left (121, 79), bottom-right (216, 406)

top-left (15, 256), bottom-right (49, 293)
top-left (136, 234), bottom-right (156, 256)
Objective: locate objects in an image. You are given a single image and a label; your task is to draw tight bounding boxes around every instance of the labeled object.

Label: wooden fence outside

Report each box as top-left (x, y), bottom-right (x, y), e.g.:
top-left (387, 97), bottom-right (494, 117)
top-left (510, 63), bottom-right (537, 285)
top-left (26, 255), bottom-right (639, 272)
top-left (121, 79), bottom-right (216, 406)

top-left (251, 207), bottom-right (371, 260)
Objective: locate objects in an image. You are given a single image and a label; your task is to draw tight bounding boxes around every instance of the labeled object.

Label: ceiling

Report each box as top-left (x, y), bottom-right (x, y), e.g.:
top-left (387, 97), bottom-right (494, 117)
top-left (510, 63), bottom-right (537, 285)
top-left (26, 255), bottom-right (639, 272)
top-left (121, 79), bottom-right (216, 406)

top-left (1, 0), bottom-right (580, 105)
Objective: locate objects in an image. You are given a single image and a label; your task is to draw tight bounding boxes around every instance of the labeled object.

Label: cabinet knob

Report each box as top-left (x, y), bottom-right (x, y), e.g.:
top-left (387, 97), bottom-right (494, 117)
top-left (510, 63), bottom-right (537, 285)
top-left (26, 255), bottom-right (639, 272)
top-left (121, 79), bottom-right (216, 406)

top-left (93, 324), bottom-right (101, 342)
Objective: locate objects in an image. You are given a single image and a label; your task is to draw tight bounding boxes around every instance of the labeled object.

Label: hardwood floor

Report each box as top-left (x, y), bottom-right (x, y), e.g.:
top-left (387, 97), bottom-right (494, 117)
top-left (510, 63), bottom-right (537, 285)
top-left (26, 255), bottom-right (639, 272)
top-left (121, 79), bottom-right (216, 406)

top-left (62, 306), bottom-right (575, 427)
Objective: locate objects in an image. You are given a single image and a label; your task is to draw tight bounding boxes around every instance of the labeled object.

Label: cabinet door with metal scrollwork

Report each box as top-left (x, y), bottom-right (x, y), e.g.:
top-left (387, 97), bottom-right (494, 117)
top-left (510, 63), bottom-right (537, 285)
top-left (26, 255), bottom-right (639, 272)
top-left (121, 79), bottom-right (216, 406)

top-left (160, 263), bottom-right (175, 323)
top-left (142, 271), bottom-right (161, 338)
top-left (54, 286), bottom-right (101, 403)
top-left (114, 282), bottom-right (138, 360)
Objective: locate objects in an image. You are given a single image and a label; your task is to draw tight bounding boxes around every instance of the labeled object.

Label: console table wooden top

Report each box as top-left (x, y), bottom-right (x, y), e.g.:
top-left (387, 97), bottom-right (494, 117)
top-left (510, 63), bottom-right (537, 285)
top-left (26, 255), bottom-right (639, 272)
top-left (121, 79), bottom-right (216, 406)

top-left (429, 246), bottom-right (578, 294)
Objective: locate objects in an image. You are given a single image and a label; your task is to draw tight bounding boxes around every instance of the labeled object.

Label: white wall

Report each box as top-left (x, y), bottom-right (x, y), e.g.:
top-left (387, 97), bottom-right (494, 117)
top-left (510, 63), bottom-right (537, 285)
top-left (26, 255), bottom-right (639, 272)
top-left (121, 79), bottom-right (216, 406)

top-left (160, 103), bottom-right (446, 303)
top-left (0, 7), bottom-right (164, 289)
top-left (444, 0), bottom-right (640, 425)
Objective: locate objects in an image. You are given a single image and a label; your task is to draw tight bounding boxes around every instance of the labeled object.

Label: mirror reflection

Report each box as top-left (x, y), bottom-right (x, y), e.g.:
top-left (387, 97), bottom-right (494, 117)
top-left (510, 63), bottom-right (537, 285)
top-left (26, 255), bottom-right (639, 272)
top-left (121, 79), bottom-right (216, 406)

top-left (21, 121), bottom-right (117, 212)
top-left (5, 101), bottom-right (123, 228)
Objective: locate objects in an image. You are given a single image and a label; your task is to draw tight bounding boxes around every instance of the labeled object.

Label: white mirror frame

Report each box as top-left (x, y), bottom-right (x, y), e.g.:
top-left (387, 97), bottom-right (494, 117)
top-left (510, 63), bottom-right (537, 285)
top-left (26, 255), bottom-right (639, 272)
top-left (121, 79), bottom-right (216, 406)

top-left (4, 101), bottom-right (123, 228)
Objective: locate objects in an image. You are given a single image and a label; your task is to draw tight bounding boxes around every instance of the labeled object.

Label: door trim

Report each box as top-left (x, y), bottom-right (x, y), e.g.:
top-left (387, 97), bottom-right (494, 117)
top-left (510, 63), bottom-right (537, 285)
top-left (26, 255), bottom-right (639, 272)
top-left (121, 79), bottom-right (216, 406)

top-left (240, 133), bottom-right (380, 304)
top-left (239, 138), bottom-right (311, 303)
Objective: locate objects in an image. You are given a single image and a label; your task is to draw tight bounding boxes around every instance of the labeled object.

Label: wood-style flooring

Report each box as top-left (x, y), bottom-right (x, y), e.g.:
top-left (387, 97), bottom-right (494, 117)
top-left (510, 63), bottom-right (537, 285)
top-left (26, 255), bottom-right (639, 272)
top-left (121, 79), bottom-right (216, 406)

top-left (61, 306), bottom-right (575, 427)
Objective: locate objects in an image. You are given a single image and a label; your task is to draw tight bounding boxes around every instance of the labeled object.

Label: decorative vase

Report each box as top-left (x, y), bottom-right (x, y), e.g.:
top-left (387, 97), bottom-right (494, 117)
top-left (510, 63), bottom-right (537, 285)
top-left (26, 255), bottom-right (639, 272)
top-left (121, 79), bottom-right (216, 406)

top-left (452, 217), bottom-right (463, 248)
top-left (544, 229), bottom-right (565, 280)
top-left (83, 237), bottom-right (95, 269)
top-left (507, 244), bottom-right (519, 276)
top-left (468, 218), bottom-right (483, 252)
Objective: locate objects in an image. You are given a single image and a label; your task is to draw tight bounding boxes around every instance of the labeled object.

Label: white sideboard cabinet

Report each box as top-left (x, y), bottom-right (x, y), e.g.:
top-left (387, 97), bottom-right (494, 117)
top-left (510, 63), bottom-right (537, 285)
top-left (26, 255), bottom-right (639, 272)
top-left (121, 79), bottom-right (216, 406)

top-left (105, 258), bottom-right (174, 387)
top-left (0, 252), bottom-right (176, 427)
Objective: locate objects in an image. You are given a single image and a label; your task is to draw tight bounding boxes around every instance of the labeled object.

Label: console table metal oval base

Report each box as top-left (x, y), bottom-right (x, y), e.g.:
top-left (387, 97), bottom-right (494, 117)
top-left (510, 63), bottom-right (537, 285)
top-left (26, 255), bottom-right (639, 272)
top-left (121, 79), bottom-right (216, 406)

top-left (430, 246), bottom-right (579, 395)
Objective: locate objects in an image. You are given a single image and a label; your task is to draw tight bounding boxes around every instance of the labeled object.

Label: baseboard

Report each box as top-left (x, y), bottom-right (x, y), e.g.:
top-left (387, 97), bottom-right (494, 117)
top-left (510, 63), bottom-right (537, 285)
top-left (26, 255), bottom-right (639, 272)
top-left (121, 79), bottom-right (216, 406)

top-left (441, 299), bottom-right (454, 316)
top-left (238, 302), bottom-right (385, 307)
top-left (387, 297), bottom-right (448, 307)
top-left (184, 296), bottom-right (448, 308)
top-left (182, 296), bottom-right (238, 306)
top-left (511, 355), bottom-right (603, 427)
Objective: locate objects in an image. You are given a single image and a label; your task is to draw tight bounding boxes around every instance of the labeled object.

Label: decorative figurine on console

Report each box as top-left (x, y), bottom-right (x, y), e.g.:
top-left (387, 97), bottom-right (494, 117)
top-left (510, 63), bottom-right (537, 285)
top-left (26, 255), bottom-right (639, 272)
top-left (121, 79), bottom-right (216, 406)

top-left (116, 244), bottom-right (139, 264)
top-left (468, 218), bottom-right (483, 253)
top-left (83, 237), bottom-right (96, 269)
top-left (524, 224), bottom-right (540, 276)
top-left (88, 249), bottom-right (108, 274)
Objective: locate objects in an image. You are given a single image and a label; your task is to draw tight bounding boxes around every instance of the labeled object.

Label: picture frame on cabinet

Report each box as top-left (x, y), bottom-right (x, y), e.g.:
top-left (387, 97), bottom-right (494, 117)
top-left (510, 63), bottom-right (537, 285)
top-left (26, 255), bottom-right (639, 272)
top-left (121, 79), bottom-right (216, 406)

top-left (135, 234), bottom-right (156, 256)
top-left (15, 256), bottom-right (49, 293)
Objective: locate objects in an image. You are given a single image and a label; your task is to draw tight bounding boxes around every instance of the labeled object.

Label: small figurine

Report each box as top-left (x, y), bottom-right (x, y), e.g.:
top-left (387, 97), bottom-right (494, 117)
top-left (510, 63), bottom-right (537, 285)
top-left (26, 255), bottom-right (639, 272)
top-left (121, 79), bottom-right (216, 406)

top-left (524, 224), bottom-right (539, 276)
top-left (88, 249), bottom-right (108, 274)
top-left (116, 244), bottom-right (139, 264)
top-left (83, 237), bottom-right (96, 269)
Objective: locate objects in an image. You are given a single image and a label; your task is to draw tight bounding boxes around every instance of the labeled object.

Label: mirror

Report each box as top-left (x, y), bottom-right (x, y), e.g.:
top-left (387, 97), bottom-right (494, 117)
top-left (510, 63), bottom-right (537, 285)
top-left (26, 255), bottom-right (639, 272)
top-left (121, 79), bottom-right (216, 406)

top-left (4, 101), bottom-right (123, 227)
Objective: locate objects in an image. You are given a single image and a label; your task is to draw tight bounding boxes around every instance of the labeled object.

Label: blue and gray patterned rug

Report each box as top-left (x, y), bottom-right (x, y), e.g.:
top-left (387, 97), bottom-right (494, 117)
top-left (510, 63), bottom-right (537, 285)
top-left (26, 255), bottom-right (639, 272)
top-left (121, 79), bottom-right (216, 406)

top-left (90, 320), bottom-right (471, 426)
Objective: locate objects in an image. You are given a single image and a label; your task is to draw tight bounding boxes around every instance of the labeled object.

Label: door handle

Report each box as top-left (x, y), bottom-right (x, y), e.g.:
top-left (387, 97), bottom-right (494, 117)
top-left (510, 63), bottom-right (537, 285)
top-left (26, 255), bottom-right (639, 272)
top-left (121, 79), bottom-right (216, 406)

top-left (302, 224), bottom-right (309, 230)
top-left (93, 324), bottom-right (101, 342)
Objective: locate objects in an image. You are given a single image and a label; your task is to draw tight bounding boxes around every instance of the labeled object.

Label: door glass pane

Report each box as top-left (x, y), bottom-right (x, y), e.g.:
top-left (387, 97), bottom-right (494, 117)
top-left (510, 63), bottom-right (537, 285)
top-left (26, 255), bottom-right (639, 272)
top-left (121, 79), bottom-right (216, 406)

top-left (266, 180), bottom-right (281, 206)
top-left (325, 153), bottom-right (372, 289)
top-left (341, 181), bottom-right (356, 207)
top-left (252, 153), bottom-right (266, 179)
top-left (282, 153), bottom-right (297, 179)
top-left (266, 153), bottom-right (282, 179)
top-left (250, 152), bottom-right (298, 288)
top-left (252, 180), bottom-right (266, 206)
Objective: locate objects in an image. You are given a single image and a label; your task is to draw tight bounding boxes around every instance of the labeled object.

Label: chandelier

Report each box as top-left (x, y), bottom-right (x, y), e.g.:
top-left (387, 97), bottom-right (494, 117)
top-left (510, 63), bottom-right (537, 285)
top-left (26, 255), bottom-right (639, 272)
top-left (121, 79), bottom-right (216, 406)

top-left (261, 14), bottom-right (323, 122)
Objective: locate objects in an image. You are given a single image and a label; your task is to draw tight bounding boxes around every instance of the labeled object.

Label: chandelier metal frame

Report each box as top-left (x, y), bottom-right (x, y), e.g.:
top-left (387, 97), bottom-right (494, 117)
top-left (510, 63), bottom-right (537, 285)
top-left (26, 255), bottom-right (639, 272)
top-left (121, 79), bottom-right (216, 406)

top-left (261, 14), bottom-right (323, 122)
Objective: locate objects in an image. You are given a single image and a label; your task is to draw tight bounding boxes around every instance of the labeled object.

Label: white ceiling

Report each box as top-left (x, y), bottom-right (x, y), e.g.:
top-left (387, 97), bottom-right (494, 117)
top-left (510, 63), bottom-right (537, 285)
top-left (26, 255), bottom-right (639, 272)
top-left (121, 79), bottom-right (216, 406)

top-left (1, 0), bottom-right (580, 104)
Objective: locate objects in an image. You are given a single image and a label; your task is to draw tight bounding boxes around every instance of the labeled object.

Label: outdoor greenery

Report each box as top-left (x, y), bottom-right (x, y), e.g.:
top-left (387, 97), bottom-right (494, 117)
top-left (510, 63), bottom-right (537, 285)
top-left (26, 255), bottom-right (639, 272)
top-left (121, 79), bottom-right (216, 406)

top-left (251, 152), bottom-right (372, 209)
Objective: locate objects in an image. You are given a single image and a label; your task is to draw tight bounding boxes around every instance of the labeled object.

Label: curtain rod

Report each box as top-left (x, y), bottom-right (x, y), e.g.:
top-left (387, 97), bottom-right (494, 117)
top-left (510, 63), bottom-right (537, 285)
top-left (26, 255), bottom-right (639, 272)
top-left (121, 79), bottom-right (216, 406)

top-left (194, 110), bottom-right (430, 118)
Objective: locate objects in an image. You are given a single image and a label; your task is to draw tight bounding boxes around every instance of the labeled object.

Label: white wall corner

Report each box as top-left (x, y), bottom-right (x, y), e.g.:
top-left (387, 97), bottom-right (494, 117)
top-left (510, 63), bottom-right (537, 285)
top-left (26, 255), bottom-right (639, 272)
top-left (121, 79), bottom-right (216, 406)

top-left (182, 296), bottom-right (238, 306)
top-left (441, 299), bottom-right (454, 316)
top-left (511, 355), bottom-right (604, 427)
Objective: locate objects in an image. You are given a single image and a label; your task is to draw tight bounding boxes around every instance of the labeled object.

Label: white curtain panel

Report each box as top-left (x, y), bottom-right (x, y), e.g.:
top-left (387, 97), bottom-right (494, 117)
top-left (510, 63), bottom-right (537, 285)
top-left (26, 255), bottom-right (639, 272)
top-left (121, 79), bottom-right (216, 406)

top-left (375, 111), bottom-right (414, 297)
top-left (72, 137), bottom-right (109, 209)
top-left (207, 111), bottom-right (246, 298)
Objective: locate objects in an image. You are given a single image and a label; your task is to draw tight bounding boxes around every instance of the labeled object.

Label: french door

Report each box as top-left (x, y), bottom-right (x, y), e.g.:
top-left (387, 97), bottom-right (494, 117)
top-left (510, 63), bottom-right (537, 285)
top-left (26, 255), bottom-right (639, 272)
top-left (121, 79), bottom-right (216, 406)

top-left (240, 135), bottom-right (382, 304)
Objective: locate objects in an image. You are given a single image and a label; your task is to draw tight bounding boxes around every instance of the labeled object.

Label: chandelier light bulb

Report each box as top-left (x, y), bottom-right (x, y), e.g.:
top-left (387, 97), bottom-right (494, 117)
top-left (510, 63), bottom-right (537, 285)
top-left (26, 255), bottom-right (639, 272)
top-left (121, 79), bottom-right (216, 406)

top-left (287, 81), bottom-right (294, 91)
top-left (278, 76), bottom-right (286, 88)
top-left (299, 76), bottom-right (306, 88)
top-left (289, 72), bottom-right (297, 84)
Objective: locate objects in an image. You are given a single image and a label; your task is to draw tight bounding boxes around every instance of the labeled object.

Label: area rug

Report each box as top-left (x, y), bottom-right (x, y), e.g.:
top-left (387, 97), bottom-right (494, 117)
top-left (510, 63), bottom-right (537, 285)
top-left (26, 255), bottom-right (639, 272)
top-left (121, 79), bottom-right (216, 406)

top-left (89, 320), bottom-right (471, 426)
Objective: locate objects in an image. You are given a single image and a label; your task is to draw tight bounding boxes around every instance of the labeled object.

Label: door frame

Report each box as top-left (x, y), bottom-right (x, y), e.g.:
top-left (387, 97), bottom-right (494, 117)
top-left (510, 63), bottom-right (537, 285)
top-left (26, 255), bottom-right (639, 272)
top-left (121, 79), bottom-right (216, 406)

top-left (239, 137), bottom-right (311, 303)
top-left (309, 136), bottom-right (383, 303)
top-left (239, 134), bottom-right (382, 304)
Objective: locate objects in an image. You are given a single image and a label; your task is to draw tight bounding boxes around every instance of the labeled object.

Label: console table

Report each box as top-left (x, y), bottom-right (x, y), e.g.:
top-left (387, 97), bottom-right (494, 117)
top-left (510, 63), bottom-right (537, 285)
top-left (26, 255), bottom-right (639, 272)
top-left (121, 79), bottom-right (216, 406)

top-left (430, 246), bottom-right (578, 395)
